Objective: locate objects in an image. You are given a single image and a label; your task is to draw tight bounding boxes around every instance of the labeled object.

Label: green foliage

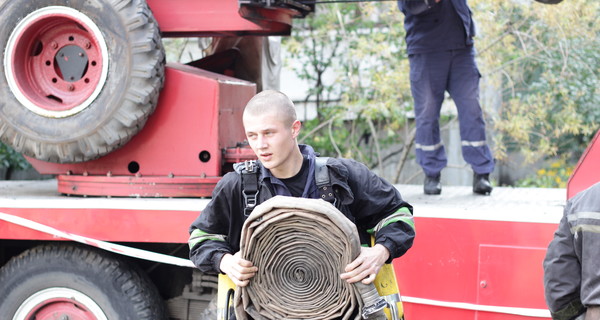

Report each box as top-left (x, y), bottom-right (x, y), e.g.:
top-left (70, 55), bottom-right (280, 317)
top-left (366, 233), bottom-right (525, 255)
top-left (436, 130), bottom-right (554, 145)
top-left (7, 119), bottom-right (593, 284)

top-left (286, 3), bottom-right (413, 169)
top-left (285, 0), bottom-right (599, 183)
top-left (0, 142), bottom-right (30, 170)
top-left (474, 0), bottom-right (600, 163)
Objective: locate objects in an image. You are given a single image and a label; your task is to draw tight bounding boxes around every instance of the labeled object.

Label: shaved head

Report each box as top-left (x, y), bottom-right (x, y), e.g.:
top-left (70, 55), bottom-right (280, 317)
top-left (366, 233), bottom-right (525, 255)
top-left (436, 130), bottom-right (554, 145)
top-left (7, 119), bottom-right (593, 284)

top-left (243, 90), bottom-right (297, 127)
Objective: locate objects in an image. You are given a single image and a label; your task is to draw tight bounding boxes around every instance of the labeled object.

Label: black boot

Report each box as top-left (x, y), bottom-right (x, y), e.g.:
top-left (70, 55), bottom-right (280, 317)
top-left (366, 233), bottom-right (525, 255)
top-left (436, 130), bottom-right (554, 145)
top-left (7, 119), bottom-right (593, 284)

top-left (424, 174), bottom-right (442, 195)
top-left (473, 173), bottom-right (493, 195)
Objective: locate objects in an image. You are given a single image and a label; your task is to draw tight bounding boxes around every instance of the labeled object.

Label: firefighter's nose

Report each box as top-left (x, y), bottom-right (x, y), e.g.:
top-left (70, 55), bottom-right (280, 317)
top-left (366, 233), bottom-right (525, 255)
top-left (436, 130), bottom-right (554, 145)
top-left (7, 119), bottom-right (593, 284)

top-left (257, 136), bottom-right (268, 149)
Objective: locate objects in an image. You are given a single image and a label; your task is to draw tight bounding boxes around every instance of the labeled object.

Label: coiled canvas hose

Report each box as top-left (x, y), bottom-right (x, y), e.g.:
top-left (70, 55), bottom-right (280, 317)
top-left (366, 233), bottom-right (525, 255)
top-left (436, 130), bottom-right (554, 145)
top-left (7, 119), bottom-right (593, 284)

top-left (234, 196), bottom-right (386, 320)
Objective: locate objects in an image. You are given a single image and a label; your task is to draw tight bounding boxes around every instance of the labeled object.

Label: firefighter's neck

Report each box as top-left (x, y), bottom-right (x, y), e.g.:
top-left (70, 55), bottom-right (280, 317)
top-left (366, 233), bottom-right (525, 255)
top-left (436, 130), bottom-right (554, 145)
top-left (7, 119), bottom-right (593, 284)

top-left (270, 147), bottom-right (304, 179)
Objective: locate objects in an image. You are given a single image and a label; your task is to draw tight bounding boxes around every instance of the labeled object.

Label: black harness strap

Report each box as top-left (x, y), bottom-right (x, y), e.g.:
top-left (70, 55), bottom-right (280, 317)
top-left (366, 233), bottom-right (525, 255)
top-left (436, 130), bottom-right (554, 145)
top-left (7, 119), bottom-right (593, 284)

top-left (238, 160), bottom-right (259, 217)
top-left (237, 157), bottom-right (336, 216)
top-left (315, 157), bottom-right (335, 204)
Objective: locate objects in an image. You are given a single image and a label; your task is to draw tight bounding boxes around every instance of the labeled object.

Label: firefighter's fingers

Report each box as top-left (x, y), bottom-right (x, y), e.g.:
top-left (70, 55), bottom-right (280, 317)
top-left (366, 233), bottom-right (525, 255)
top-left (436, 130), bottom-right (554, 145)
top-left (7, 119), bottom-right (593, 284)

top-left (361, 273), bottom-right (377, 285)
top-left (340, 258), bottom-right (374, 283)
top-left (343, 255), bottom-right (364, 273)
top-left (220, 252), bottom-right (258, 286)
top-left (232, 269), bottom-right (256, 287)
top-left (340, 265), bottom-right (373, 284)
top-left (231, 252), bottom-right (258, 272)
top-left (232, 277), bottom-right (251, 287)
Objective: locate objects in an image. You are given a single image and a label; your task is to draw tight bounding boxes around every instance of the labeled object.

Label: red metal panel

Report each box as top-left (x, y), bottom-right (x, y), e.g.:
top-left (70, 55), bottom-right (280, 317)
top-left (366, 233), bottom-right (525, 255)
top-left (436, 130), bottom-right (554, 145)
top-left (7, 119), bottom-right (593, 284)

top-left (0, 207), bottom-right (199, 243)
top-left (28, 63), bottom-right (255, 179)
top-left (477, 245), bottom-right (547, 314)
top-left (394, 217), bottom-right (556, 320)
top-left (57, 175), bottom-right (221, 198)
top-left (146, 0), bottom-right (297, 37)
top-left (568, 129), bottom-right (600, 199)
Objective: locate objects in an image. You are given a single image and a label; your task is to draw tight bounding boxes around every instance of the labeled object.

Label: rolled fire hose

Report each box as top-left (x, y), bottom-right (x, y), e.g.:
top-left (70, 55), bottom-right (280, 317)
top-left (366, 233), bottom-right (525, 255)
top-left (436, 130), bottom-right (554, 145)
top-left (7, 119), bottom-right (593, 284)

top-left (234, 196), bottom-right (387, 320)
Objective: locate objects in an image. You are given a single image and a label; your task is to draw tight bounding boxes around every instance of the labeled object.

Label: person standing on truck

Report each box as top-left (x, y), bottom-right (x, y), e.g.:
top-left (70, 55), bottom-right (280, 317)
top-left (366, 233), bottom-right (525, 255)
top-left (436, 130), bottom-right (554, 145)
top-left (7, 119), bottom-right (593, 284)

top-left (397, 0), bottom-right (495, 195)
top-left (544, 181), bottom-right (600, 320)
top-left (188, 90), bottom-right (415, 289)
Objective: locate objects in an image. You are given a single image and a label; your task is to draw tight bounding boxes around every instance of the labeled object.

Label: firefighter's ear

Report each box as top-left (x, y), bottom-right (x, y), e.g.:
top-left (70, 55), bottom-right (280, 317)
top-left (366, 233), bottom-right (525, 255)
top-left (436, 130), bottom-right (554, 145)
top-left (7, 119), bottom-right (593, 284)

top-left (291, 120), bottom-right (301, 139)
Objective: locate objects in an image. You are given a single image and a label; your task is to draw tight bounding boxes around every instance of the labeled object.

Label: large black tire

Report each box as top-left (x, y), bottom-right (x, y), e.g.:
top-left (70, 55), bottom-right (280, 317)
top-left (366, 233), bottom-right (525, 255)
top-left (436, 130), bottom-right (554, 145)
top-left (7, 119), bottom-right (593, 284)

top-left (0, 0), bottom-right (164, 163)
top-left (0, 244), bottom-right (168, 320)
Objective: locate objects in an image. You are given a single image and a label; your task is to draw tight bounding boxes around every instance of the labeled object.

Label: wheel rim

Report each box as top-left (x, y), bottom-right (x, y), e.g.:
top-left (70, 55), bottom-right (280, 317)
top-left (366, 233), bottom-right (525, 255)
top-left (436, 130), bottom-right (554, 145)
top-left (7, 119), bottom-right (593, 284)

top-left (4, 6), bottom-right (109, 118)
top-left (14, 287), bottom-right (108, 320)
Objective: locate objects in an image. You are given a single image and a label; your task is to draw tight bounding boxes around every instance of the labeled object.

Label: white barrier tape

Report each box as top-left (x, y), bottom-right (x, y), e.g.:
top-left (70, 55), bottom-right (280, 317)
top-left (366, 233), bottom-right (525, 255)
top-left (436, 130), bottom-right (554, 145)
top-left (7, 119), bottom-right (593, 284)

top-left (402, 296), bottom-right (551, 318)
top-left (0, 211), bottom-right (553, 317)
top-left (0, 212), bottom-right (195, 268)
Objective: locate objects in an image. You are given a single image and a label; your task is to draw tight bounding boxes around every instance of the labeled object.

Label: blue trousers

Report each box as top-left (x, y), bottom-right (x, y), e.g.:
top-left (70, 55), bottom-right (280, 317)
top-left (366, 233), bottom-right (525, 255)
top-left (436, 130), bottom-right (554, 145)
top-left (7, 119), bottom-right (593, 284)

top-left (408, 46), bottom-right (495, 177)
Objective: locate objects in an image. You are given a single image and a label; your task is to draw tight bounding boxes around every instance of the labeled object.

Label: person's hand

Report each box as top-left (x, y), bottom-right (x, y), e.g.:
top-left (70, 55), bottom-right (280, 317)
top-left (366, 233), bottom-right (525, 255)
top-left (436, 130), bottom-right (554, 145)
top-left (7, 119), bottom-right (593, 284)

top-left (340, 244), bottom-right (390, 285)
top-left (219, 252), bottom-right (258, 287)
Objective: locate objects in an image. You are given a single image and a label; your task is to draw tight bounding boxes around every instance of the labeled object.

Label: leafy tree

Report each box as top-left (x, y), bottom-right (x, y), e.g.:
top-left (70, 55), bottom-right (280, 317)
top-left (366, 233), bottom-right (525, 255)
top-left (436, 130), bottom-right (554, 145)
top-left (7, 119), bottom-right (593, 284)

top-left (285, 3), bottom-right (415, 181)
top-left (284, 0), bottom-right (599, 185)
top-left (473, 0), bottom-right (599, 164)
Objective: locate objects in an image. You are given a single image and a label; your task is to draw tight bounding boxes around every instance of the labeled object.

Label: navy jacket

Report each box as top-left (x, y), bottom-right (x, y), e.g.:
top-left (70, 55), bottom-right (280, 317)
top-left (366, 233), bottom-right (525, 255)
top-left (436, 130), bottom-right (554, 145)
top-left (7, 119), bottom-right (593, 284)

top-left (189, 145), bottom-right (415, 274)
top-left (398, 0), bottom-right (476, 54)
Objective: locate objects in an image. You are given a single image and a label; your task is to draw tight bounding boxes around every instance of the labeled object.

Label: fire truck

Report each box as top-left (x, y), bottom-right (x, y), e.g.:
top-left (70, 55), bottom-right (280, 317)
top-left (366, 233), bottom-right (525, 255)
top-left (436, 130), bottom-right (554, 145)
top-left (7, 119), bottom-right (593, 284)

top-left (0, 0), bottom-right (595, 319)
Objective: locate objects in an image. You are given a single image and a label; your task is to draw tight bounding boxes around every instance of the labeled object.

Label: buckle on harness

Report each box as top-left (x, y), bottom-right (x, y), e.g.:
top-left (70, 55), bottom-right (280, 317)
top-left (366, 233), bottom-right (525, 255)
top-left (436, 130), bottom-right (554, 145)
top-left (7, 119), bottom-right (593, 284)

top-left (243, 189), bottom-right (259, 216)
top-left (241, 160), bottom-right (259, 217)
top-left (244, 160), bottom-right (255, 173)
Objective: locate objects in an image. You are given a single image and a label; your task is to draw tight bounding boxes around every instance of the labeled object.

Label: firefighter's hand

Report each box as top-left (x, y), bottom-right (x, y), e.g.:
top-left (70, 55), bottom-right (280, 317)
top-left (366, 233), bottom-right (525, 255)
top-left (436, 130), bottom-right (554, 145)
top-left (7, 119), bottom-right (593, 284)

top-left (340, 244), bottom-right (390, 285)
top-left (219, 252), bottom-right (258, 287)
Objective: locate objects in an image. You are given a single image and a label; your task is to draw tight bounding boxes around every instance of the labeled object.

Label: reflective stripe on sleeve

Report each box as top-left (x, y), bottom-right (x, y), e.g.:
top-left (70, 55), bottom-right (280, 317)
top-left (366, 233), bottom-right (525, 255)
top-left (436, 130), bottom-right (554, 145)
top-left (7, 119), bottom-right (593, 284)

top-left (188, 229), bottom-right (227, 250)
top-left (368, 207), bottom-right (415, 235)
top-left (568, 211), bottom-right (600, 234)
top-left (567, 211), bottom-right (600, 222)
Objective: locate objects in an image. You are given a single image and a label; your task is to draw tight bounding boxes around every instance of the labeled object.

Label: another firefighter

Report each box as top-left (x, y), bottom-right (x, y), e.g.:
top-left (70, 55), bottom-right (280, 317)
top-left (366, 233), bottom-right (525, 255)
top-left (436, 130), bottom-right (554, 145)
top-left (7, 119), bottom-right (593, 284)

top-left (544, 182), bottom-right (600, 320)
top-left (397, 0), bottom-right (495, 195)
top-left (188, 90), bottom-right (415, 290)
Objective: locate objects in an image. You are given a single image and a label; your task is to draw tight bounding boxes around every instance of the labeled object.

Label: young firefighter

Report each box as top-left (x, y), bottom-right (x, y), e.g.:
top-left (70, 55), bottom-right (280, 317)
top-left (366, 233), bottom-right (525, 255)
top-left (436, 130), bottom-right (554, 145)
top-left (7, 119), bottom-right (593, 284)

top-left (188, 90), bottom-right (415, 290)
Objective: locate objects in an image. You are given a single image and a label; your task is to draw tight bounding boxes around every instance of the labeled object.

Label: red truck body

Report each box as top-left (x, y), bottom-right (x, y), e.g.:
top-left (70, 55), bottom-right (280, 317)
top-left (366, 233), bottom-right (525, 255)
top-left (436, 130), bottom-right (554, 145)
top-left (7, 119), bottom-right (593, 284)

top-left (0, 0), bottom-right (598, 318)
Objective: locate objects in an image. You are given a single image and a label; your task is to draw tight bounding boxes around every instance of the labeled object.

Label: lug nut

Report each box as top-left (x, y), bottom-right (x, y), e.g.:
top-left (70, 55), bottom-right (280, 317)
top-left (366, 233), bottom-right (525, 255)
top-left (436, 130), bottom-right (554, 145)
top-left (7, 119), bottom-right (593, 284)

top-left (68, 84), bottom-right (75, 91)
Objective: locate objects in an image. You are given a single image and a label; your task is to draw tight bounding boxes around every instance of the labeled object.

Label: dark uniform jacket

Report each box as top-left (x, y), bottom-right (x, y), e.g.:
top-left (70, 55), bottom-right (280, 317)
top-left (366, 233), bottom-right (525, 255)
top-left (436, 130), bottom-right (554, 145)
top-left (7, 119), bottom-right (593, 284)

top-left (544, 182), bottom-right (600, 320)
top-left (189, 145), bottom-right (415, 274)
top-left (398, 0), bottom-right (476, 54)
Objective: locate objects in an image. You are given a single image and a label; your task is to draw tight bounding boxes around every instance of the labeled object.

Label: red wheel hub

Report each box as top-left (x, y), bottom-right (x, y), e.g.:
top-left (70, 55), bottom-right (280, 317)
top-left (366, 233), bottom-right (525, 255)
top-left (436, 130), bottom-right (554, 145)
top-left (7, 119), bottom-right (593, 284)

top-left (24, 298), bottom-right (99, 320)
top-left (16, 288), bottom-right (108, 320)
top-left (6, 7), bottom-right (107, 117)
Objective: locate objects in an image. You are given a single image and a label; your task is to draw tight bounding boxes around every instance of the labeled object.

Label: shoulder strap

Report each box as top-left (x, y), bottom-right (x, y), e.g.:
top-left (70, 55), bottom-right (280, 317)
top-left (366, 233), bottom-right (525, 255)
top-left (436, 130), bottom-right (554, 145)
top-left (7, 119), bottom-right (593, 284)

top-left (315, 157), bottom-right (335, 203)
top-left (237, 157), bottom-right (334, 216)
top-left (235, 160), bottom-right (259, 217)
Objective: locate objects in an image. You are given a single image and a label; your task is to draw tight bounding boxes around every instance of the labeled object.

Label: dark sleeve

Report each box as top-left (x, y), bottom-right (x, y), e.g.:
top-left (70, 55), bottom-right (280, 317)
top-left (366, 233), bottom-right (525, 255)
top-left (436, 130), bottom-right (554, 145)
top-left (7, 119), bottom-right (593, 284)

top-left (343, 159), bottom-right (415, 262)
top-left (188, 172), bottom-right (240, 274)
top-left (572, 184), bottom-right (600, 308)
top-left (399, 0), bottom-right (436, 15)
top-left (543, 183), bottom-right (600, 319)
top-left (543, 209), bottom-right (583, 318)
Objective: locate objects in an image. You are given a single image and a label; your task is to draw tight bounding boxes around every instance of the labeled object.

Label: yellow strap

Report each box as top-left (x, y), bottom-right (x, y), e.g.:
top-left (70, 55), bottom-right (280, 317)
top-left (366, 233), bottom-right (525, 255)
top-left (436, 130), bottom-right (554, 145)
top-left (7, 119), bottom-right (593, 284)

top-left (372, 236), bottom-right (405, 320)
top-left (217, 274), bottom-right (236, 320)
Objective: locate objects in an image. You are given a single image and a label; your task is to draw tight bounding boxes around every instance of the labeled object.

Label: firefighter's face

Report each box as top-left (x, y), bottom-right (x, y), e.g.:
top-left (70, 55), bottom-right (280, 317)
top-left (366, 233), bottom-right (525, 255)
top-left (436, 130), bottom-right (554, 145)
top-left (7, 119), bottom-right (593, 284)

top-left (243, 110), bottom-right (301, 174)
